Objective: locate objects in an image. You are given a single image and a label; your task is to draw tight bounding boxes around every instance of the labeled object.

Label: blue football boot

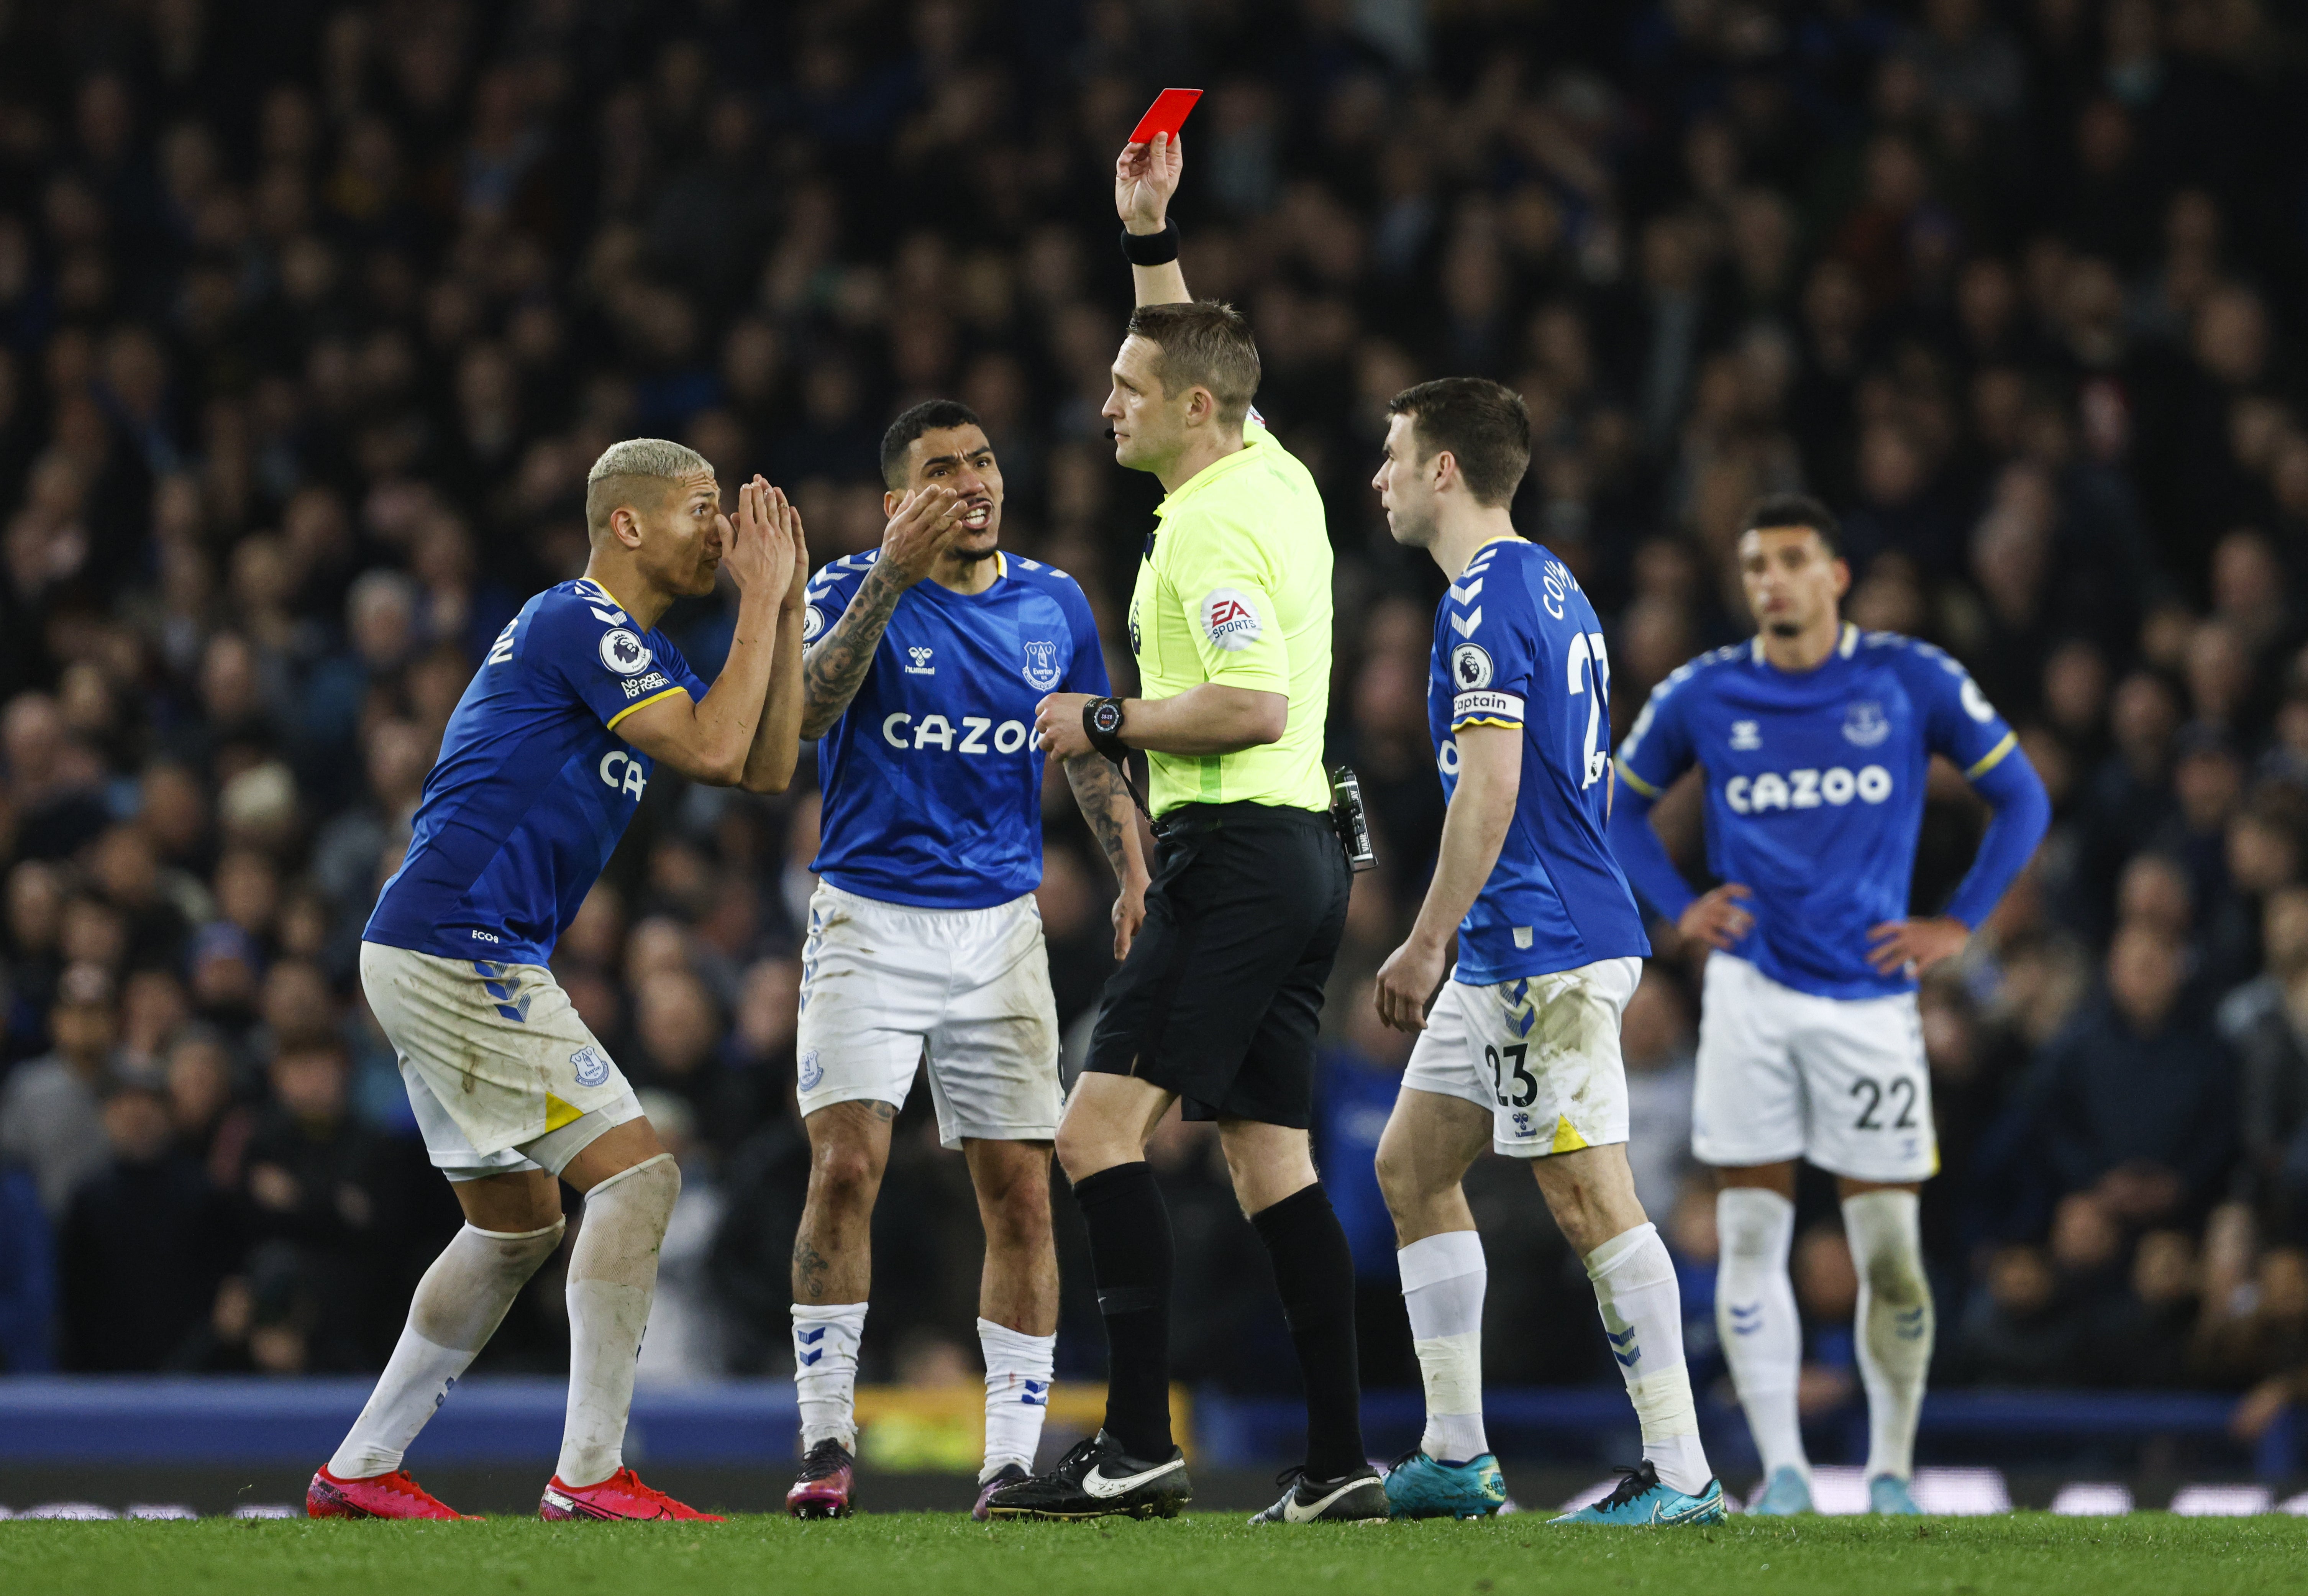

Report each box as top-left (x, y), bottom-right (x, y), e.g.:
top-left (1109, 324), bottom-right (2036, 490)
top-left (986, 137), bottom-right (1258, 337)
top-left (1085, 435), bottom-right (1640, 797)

top-left (1383, 1450), bottom-right (1508, 1520)
top-left (1551, 1462), bottom-right (1726, 1527)
top-left (1748, 1466), bottom-right (1813, 1516)
top-left (1869, 1475), bottom-right (1923, 1515)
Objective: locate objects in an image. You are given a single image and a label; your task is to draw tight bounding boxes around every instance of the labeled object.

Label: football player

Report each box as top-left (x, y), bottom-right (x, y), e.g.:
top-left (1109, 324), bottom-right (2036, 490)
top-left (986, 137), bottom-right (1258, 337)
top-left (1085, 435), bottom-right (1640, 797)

top-left (1609, 495), bottom-right (2049, 1514)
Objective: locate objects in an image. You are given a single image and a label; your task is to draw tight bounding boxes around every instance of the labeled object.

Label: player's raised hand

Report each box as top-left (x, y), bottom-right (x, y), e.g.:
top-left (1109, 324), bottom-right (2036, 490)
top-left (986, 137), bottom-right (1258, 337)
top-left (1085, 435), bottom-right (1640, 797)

top-left (1374, 936), bottom-right (1448, 1032)
top-left (1866, 915), bottom-right (1968, 976)
top-left (720, 478), bottom-right (776, 596)
top-left (1678, 883), bottom-right (1755, 952)
top-left (728, 476), bottom-right (797, 599)
top-left (761, 476), bottom-right (808, 610)
top-left (877, 484), bottom-right (965, 588)
top-left (1116, 130), bottom-right (1183, 233)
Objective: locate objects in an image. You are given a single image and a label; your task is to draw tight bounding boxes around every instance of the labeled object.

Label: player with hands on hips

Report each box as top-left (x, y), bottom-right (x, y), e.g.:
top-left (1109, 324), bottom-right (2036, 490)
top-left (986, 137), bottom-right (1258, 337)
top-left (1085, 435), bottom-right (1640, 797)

top-left (315, 440), bottom-right (807, 1524)
top-left (1364, 379), bottom-right (1725, 1528)
top-left (782, 398), bottom-right (1148, 1519)
top-left (1608, 494), bottom-right (2051, 1517)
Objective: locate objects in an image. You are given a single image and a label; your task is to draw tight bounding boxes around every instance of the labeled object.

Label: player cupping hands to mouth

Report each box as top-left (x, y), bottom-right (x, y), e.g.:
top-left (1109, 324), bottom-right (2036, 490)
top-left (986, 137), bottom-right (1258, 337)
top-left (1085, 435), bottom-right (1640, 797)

top-left (312, 442), bottom-right (808, 1523)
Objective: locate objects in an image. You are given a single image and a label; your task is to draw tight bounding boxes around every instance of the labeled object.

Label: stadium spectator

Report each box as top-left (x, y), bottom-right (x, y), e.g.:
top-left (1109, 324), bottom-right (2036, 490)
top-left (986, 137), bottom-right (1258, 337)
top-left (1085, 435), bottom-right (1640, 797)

top-left (2034, 924), bottom-right (2238, 1226)
top-left (237, 1037), bottom-right (385, 1371)
top-left (56, 1076), bottom-right (237, 1371)
top-left (0, 963), bottom-right (126, 1217)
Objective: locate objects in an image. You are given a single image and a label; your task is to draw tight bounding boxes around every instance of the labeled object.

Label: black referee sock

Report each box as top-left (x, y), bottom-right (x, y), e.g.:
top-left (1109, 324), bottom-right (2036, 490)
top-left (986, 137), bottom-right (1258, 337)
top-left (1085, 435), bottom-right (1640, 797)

top-left (1252, 1183), bottom-right (1367, 1481)
top-left (1074, 1161), bottom-right (1176, 1460)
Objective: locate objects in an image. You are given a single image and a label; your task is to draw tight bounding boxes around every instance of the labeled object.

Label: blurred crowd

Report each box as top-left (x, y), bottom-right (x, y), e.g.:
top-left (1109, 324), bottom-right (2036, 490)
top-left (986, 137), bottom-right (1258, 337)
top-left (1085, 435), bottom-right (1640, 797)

top-left (0, 0), bottom-right (2306, 1465)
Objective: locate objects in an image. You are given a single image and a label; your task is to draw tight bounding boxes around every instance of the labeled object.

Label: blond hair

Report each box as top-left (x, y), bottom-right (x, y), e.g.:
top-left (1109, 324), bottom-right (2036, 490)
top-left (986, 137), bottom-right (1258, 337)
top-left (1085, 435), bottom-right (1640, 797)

top-left (584, 438), bottom-right (713, 541)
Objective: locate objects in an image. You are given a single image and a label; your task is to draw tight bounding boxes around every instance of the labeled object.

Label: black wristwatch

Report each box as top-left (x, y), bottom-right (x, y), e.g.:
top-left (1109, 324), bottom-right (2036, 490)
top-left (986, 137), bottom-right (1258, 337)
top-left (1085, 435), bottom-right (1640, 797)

top-left (1083, 697), bottom-right (1130, 762)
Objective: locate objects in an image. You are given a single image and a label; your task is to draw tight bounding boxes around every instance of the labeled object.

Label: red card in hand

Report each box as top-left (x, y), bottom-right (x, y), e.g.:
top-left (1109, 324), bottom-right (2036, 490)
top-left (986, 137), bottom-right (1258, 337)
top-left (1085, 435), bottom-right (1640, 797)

top-left (1129, 88), bottom-right (1202, 145)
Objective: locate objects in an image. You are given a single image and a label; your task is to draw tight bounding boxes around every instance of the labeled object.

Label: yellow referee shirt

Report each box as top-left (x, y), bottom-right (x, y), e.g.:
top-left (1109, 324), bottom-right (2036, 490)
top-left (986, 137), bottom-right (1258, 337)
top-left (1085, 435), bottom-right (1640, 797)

top-left (1126, 418), bottom-right (1333, 817)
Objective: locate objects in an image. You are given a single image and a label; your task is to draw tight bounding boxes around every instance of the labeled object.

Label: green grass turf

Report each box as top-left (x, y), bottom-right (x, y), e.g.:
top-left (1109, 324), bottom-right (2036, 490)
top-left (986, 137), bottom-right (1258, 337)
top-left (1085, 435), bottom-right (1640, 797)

top-left (5, 1512), bottom-right (2307, 1596)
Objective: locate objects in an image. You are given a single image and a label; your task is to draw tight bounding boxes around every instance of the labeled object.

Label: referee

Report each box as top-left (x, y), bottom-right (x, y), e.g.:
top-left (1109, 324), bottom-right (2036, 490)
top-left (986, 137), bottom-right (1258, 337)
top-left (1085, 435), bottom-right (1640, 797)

top-left (991, 129), bottom-right (1380, 1525)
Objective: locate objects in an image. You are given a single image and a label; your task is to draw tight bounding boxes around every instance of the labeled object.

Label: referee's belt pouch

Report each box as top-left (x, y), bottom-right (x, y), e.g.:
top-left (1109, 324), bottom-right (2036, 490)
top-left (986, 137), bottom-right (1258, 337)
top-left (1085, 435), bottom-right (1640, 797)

top-left (1329, 764), bottom-right (1377, 873)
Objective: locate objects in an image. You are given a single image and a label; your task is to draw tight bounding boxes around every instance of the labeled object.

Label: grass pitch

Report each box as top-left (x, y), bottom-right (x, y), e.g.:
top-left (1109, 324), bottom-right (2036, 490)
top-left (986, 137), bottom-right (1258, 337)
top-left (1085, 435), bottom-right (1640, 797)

top-left (5, 1512), bottom-right (2306, 1595)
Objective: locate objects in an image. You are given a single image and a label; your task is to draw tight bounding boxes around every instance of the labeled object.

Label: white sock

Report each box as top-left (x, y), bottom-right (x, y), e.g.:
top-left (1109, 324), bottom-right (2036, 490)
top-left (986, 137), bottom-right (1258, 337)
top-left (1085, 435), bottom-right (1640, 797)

top-left (557, 1155), bottom-right (679, 1488)
top-left (1398, 1230), bottom-right (1488, 1462)
top-left (1843, 1190), bottom-right (1933, 1482)
top-left (328, 1220), bottom-right (564, 1478)
top-left (1586, 1222), bottom-right (1710, 1496)
top-left (977, 1317), bottom-right (1056, 1480)
top-left (792, 1301), bottom-right (868, 1452)
top-left (1715, 1187), bottom-right (1809, 1481)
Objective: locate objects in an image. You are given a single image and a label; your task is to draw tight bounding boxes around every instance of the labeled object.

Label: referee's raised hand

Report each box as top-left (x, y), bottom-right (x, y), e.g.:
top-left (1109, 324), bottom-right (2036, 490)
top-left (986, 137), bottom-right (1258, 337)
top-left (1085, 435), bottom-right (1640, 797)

top-left (876, 484), bottom-right (966, 589)
top-left (1116, 130), bottom-right (1182, 234)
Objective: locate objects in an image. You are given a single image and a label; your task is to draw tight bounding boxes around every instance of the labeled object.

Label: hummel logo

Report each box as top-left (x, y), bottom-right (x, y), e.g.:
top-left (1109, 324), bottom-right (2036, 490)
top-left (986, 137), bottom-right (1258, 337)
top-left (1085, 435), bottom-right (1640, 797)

top-left (1729, 720), bottom-right (1762, 750)
top-left (797, 1325), bottom-right (826, 1367)
top-left (1893, 1305), bottom-right (1929, 1341)
top-left (1082, 1457), bottom-right (1184, 1499)
top-left (1729, 1302), bottom-right (1764, 1337)
top-left (1607, 1325), bottom-right (1640, 1367)
top-left (905, 645), bottom-right (936, 676)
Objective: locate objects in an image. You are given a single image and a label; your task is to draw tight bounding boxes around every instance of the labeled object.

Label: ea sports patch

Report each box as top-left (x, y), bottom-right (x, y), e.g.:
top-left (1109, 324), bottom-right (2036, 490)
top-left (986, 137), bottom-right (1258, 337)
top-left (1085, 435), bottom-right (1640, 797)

top-left (599, 627), bottom-right (653, 676)
top-left (1200, 587), bottom-right (1264, 652)
top-left (1452, 642), bottom-right (1494, 691)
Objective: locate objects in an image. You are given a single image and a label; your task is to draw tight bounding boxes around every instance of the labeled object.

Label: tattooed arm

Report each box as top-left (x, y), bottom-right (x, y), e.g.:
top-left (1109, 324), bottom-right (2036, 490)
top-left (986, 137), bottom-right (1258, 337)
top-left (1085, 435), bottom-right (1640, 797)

top-left (799, 564), bottom-right (904, 741)
top-left (797, 486), bottom-right (965, 741)
top-left (1064, 751), bottom-right (1151, 959)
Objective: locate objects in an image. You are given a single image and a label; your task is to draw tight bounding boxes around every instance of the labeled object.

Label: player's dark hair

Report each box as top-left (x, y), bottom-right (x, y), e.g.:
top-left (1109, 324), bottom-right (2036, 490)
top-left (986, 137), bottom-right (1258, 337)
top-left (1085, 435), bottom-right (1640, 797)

top-left (880, 398), bottom-right (984, 491)
top-left (1385, 378), bottom-right (1532, 507)
top-left (1124, 300), bottom-right (1261, 428)
top-left (1742, 492), bottom-right (1842, 556)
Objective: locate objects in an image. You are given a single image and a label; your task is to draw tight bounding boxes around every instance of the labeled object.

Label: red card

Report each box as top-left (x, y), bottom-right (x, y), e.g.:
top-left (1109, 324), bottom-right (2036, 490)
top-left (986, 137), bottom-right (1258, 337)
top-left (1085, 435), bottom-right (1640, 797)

top-left (1128, 88), bottom-right (1202, 145)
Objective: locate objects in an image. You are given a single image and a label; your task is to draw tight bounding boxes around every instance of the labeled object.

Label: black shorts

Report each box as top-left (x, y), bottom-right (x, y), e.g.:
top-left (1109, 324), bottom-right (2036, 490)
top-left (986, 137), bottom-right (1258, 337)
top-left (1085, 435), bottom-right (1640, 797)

top-left (1085, 801), bottom-right (1351, 1129)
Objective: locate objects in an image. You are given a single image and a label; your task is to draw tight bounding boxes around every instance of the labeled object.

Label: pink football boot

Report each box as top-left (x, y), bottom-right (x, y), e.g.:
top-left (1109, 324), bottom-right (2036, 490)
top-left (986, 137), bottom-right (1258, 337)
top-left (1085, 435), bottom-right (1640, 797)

top-left (307, 1466), bottom-right (479, 1521)
top-left (539, 1466), bottom-right (723, 1521)
top-left (785, 1439), bottom-right (857, 1519)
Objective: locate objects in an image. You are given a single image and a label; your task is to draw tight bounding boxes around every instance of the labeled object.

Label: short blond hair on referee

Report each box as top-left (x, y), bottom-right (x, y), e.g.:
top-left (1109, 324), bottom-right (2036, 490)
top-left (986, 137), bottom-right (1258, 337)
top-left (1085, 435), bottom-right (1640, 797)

top-left (1126, 300), bottom-right (1260, 428)
top-left (584, 438), bottom-right (712, 543)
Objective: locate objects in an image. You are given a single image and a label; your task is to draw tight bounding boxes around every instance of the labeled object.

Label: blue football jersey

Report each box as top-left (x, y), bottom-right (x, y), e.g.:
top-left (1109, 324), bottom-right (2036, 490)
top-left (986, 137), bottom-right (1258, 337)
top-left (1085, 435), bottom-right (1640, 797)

top-left (366, 577), bottom-right (710, 965)
top-left (1427, 537), bottom-right (1650, 984)
top-left (1613, 624), bottom-right (2020, 999)
top-left (805, 551), bottom-right (1110, 909)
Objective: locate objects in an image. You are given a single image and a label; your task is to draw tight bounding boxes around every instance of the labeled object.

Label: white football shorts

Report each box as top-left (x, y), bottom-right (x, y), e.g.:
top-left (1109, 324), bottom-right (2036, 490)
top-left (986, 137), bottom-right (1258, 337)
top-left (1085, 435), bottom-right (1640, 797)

top-left (1690, 952), bottom-right (1938, 1183)
top-left (1400, 956), bottom-right (1642, 1158)
top-left (794, 882), bottom-right (1062, 1149)
top-left (360, 941), bottom-right (641, 1182)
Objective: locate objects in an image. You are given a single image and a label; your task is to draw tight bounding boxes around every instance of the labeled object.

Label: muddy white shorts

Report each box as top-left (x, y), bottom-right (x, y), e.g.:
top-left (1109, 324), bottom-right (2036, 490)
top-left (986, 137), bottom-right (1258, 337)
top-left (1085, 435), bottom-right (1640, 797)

top-left (1690, 953), bottom-right (1937, 1183)
top-left (360, 941), bottom-right (641, 1182)
top-left (1400, 956), bottom-right (1642, 1158)
top-left (795, 882), bottom-right (1062, 1150)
